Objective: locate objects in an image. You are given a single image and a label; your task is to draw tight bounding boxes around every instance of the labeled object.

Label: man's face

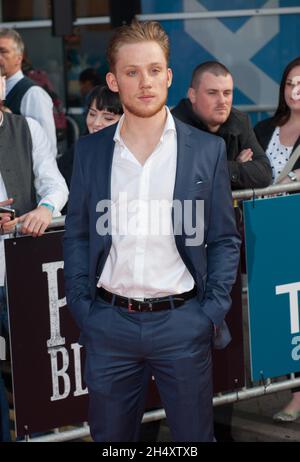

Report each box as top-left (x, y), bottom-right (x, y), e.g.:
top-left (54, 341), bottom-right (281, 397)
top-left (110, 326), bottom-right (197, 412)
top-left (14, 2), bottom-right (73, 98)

top-left (0, 37), bottom-right (23, 78)
top-left (106, 41), bottom-right (172, 119)
top-left (188, 71), bottom-right (233, 132)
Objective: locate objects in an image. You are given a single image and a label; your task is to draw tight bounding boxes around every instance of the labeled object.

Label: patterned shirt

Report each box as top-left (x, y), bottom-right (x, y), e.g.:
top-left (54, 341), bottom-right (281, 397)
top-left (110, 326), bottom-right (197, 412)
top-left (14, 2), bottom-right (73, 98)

top-left (266, 126), bottom-right (293, 183)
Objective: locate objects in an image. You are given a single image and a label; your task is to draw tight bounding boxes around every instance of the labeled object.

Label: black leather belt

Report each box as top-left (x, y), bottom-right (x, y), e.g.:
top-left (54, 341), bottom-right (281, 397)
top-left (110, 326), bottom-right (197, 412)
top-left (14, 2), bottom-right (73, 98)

top-left (97, 286), bottom-right (197, 312)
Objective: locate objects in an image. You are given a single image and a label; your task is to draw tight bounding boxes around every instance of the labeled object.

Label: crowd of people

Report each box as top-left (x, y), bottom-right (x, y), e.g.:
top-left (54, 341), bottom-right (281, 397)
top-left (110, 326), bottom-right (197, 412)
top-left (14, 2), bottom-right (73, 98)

top-left (0, 20), bottom-right (300, 442)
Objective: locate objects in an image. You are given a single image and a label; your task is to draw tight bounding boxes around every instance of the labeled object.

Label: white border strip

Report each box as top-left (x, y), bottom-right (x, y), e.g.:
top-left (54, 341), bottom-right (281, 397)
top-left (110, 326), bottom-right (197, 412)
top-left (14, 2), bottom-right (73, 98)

top-left (0, 16), bottom-right (110, 29)
top-left (0, 19), bottom-right (52, 28)
top-left (137, 7), bottom-right (300, 21)
top-left (74, 16), bottom-right (110, 25)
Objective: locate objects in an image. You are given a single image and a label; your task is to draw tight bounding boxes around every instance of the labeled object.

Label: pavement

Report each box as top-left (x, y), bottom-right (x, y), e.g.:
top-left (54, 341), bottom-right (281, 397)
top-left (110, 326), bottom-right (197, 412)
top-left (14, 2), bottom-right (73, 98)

top-left (214, 390), bottom-right (300, 442)
top-left (151, 389), bottom-right (300, 442)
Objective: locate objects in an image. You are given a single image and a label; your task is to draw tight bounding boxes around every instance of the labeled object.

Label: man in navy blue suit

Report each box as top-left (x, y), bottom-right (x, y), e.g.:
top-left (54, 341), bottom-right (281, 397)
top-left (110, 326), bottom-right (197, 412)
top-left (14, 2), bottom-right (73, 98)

top-left (63, 19), bottom-right (241, 442)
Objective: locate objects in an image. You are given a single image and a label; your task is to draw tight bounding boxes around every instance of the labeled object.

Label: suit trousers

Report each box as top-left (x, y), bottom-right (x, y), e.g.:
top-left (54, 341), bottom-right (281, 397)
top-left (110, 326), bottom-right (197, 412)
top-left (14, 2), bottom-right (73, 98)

top-left (83, 295), bottom-right (214, 442)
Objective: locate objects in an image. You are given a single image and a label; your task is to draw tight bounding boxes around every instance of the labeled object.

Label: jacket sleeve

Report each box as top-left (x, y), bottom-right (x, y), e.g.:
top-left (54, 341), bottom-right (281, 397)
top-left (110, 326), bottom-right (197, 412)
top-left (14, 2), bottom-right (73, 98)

top-left (228, 115), bottom-right (272, 189)
top-left (202, 139), bottom-right (241, 326)
top-left (63, 142), bottom-right (92, 330)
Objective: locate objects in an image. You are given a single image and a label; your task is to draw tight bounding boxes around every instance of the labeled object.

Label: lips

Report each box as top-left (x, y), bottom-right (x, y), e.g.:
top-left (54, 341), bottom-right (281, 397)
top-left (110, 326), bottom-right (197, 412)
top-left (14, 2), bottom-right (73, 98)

top-left (138, 95), bottom-right (155, 101)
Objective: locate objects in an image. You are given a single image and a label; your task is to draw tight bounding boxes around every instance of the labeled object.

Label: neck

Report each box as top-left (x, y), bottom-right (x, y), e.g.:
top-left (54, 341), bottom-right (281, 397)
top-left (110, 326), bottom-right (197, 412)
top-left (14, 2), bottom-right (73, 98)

top-left (6, 68), bottom-right (22, 79)
top-left (191, 104), bottom-right (220, 133)
top-left (207, 123), bottom-right (220, 133)
top-left (287, 110), bottom-right (300, 125)
top-left (121, 106), bottom-right (167, 140)
top-left (119, 107), bottom-right (168, 165)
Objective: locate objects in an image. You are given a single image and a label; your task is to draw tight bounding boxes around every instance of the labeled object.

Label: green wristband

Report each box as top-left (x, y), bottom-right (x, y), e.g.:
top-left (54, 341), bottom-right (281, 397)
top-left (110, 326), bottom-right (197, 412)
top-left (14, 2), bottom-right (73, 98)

top-left (40, 202), bottom-right (54, 213)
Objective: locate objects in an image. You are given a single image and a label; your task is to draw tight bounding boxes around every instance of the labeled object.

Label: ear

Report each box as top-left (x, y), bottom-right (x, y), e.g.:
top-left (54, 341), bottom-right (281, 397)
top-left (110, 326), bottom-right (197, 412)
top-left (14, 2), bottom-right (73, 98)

top-left (106, 72), bottom-right (119, 93)
top-left (16, 52), bottom-right (23, 67)
top-left (188, 87), bottom-right (196, 104)
top-left (167, 68), bottom-right (173, 88)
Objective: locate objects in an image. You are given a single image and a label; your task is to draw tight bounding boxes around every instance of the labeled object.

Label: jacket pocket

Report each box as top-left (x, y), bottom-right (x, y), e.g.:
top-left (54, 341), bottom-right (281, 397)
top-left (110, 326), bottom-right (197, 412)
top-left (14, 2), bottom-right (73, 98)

top-left (188, 180), bottom-right (210, 192)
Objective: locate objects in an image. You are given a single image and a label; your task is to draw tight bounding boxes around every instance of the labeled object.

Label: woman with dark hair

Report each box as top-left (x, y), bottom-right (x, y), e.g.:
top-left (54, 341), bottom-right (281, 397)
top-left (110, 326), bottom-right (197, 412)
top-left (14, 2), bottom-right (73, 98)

top-left (255, 57), bottom-right (300, 185)
top-left (85, 84), bottom-right (123, 134)
top-left (255, 58), bottom-right (300, 422)
top-left (58, 84), bottom-right (123, 188)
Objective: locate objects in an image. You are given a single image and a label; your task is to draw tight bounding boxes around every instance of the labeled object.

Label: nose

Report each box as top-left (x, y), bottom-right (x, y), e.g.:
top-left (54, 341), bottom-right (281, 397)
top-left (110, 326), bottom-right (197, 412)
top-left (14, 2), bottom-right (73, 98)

top-left (93, 116), bottom-right (104, 129)
top-left (218, 92), bottom-right (226, 103)
top-left (93, 123), bottom-right (104, 131)
top-left (140, 71), bottom-right (152, 88)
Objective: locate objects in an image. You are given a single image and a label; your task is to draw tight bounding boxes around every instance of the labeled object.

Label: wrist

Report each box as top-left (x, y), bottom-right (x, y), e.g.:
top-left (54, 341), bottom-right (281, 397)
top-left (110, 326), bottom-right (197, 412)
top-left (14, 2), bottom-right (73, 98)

top-left (287, 171), bottom-right (298, 182)
top-left (39, 202), bottom-right (54, 214)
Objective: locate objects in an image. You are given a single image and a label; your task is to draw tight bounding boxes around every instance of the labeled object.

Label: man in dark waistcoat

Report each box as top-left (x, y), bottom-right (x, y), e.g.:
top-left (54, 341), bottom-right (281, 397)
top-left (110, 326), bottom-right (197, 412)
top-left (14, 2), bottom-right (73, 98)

top-left (0, 71), bottom-right (68, 441)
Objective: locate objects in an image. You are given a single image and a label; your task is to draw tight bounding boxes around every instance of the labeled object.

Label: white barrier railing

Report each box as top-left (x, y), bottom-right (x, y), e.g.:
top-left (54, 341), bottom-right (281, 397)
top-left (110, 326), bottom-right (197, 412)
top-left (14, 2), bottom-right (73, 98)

top-left (35, 181), bottom-right (300, 233)
top-left (232, 181), bottom-right (300, 200)
top-left (20, 375), bottom-right (300, 442)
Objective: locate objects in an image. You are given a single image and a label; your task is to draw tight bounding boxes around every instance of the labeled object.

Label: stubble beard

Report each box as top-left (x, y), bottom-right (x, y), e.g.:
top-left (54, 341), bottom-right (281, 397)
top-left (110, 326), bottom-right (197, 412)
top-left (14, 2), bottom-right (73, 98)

top-left (121, 93), bottom-right (167, 119)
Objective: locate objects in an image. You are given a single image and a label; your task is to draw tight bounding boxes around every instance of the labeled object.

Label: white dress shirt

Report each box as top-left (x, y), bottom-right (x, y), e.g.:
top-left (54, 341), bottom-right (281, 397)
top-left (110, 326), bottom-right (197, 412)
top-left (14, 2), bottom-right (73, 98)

top-left (6, 70), bottom-right (57, 156)
top-left (99, 107), bottom-right (194, 299)
top-left (0, 113), bottom-right (69, 285)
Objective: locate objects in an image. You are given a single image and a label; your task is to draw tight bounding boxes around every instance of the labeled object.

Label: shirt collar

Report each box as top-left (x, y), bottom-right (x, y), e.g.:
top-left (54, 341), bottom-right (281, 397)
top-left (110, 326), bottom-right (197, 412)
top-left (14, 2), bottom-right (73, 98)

top-left (113, 114), bottom-right (126, 148)
top-left (6, 70), bottom-right (24, 96)
top-left (113, 106), bottom-right (176, 149)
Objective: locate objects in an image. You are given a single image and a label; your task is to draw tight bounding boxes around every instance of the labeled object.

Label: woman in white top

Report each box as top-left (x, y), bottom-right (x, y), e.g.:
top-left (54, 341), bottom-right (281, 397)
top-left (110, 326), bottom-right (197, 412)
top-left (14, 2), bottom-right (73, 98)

top-left (255, 57), bottom-right (300, 422)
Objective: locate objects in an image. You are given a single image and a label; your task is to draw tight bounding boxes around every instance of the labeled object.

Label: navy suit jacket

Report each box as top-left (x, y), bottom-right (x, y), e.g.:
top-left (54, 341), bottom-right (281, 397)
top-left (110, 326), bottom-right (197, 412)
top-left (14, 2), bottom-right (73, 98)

top-left (63, 117), bottom-right (241, 347)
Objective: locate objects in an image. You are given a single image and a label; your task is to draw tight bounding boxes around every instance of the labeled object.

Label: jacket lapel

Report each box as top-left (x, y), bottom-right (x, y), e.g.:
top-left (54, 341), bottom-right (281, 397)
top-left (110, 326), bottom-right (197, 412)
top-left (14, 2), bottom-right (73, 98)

top-left (173, 118), bottom-right (192, 204)
top-left (94, 126), bottom-right (116, 282)
top-left (94, 124), bottom-right (117, 202)
top-left (172, 119), bottom-right (197, 280)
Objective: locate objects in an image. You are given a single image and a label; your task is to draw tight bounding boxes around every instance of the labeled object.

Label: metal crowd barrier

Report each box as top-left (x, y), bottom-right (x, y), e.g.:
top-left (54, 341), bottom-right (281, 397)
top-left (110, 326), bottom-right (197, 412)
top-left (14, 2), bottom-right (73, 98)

top-left (232, 181), bottom-right (300, 200)
top-left (21, 181), bottom-right (300, 234)
top-left (17, 181), bottom-right (300, 441)
top-left (21, 375), bottom-right (300, 442)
